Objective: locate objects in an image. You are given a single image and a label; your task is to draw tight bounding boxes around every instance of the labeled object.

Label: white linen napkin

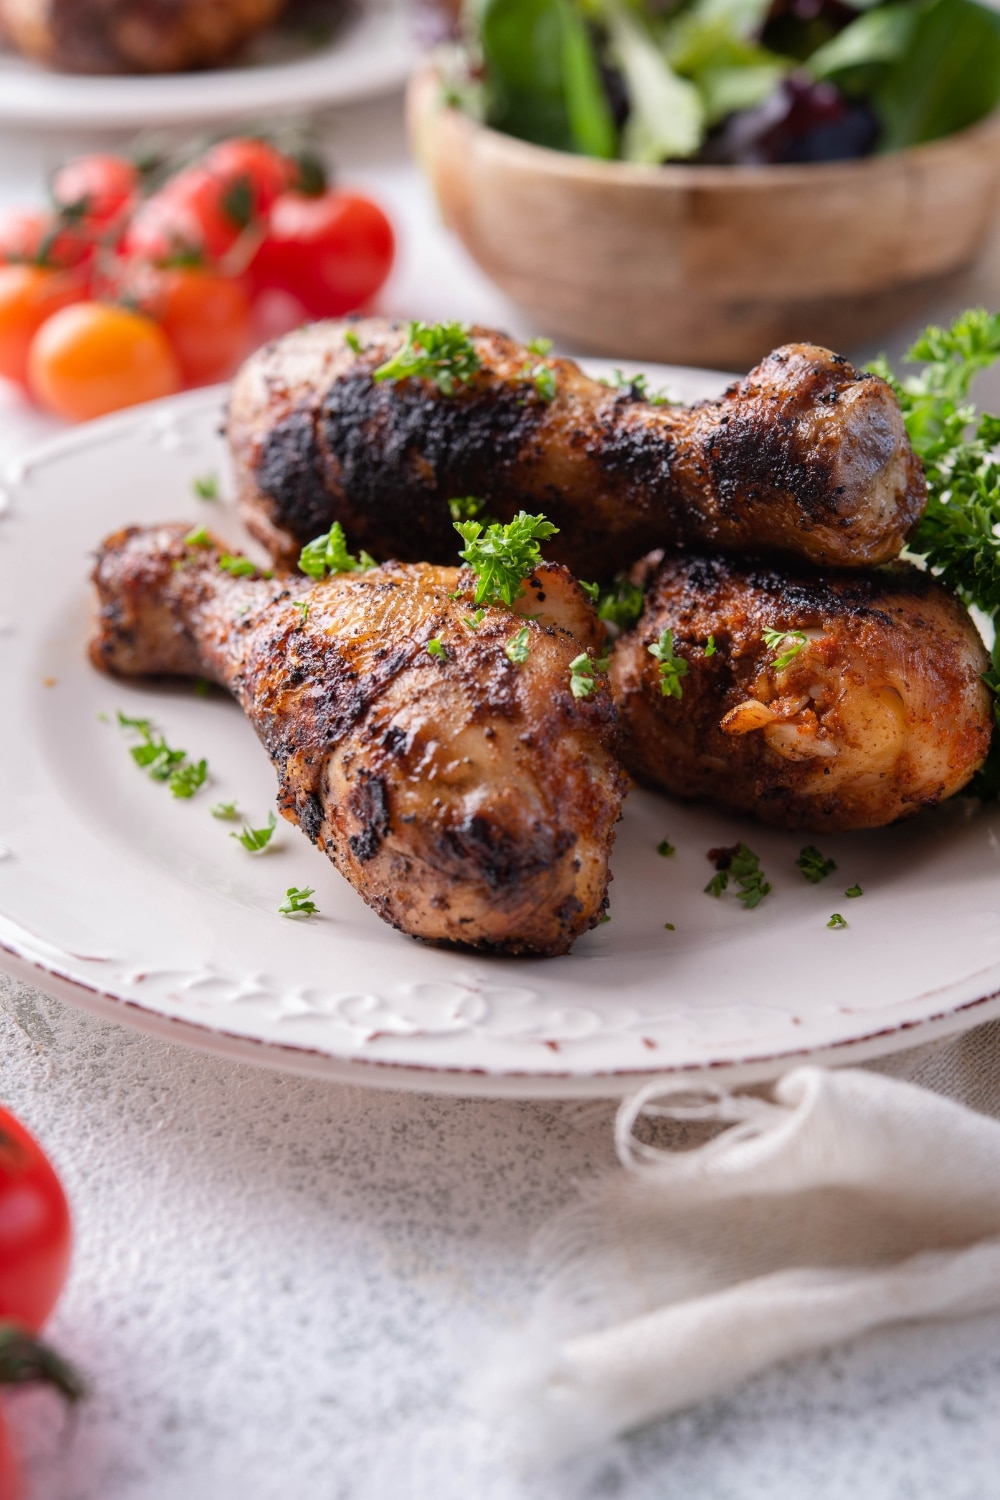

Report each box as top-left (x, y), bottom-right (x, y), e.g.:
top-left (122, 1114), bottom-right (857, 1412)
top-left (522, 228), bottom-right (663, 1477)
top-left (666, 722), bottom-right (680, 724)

top-left (485, 1026), bottom-right (1000, 1460)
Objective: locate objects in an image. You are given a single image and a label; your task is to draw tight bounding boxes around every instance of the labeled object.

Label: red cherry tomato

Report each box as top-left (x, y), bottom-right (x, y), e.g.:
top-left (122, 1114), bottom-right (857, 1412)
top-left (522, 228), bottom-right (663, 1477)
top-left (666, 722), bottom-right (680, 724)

top-left (0, 1107), bottom-right (70, 1334)
top-left (250, 191), bottom-right (394, 318)
top-left (201, 138), bottom-right (294, 216)
top-left (0, 267), bottom-right (84, 386)
top-left (0, 210), bottom-right (91, 273)
top-left (29, 302), bottom-right (181, 421)
top-left (150, 267), bottom-right (252, 385)
top-left (51, 154), bottom-right (138, 236)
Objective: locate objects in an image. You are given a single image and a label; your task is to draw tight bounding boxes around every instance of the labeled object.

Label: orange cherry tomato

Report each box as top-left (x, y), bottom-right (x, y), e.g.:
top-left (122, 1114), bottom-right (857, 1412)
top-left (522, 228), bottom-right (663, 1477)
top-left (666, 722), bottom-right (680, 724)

top-left (153, 268), bottom-right (252, 385)
top-left (0, 266), bottom-right (83, 386)
top-left (29, 302), bottom-right (181, 421)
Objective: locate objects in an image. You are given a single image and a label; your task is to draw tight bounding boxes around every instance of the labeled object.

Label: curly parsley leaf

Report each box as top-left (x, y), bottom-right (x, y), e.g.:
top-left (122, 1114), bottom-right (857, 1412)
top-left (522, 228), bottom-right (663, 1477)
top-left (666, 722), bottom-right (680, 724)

top-left (373, 321), bottom-right (480, 396)
top-left (845, 883), bottom-right (864, 899)
top-left (596, 574), bottom-right (645, 630)
top-left (219, 552), bottom-right (271, 579)
top-left (796, 845), bottom-right (837, 884)
top-left (298, 521), bottom-right (377, 580)
top-left (231, 811), bottom-right (277, 853)
top-left (210, 801), bottom-right (240, 820)
top-left (183, 525), bottom-right (213, 548)
top-left (705, 843), bottom-right (772, 910)
top-left (828, 912), bottom-right (848, 929)
top-left (763, 626), bottom-right (808, 671)
top-left (648, 628), bottom-right (689, 698)
top-left (426, 637), bottom-right (447, 659)
top-left (521, 359), bottom-right (557, 402)
top-left (455, 510), bottom-right (558, 607)
top-left (657, 838), bottom-right (675, 857)
top-left (449, 495), bottom-right (487, 523)
top-left (168, 758), bottom-right (207, 799)
top-left (191, 473), bottom-right (218, 500)
top-left (117, 712), bottom-right (208, 800)
top-left (279, 885), bottom-right (319, 917)
top-left (599, 368), bottom-right (674, 406)
top-left (568, 650), bottom-right (609, 698)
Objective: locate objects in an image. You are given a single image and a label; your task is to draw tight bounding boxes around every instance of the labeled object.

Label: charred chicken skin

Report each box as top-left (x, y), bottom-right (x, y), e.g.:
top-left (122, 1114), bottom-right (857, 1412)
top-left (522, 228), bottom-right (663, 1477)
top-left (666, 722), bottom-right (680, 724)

top-left (610, 553), bottom-right (991, 832)
top-left (90, 525), bottom-right (623, 956)
top-left (228, 318), bottom-right (926, 579)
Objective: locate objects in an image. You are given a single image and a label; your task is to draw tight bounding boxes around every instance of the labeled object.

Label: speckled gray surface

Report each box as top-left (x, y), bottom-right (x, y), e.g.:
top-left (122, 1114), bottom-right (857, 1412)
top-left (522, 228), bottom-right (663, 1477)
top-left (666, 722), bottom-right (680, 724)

top-left (4, 973), bottom-right (1000, 1500)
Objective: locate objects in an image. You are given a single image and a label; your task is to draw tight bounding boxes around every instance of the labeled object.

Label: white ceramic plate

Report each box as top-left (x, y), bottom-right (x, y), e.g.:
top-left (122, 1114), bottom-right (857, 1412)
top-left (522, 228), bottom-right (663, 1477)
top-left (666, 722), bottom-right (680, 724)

top-left (0, 1), bottom-right (414, 127)
top-left (3, 367), bottom-right (1000, 1098)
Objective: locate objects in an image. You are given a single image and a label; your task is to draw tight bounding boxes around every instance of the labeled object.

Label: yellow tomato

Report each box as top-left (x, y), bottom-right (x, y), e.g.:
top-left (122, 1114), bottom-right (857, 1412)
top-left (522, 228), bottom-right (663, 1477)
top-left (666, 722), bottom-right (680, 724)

top-left (0, 265), bottom-right (82, 386)
top-left (28, 302), bottom-right (181, 421)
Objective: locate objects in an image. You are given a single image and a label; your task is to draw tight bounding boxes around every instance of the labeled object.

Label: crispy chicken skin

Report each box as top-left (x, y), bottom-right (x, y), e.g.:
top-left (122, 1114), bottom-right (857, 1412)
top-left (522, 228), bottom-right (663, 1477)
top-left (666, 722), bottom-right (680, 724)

top-left (89, 525), bottom-right (622, 955)
top-left (228, 318), bottom-right (926, 578)
top-left (610, 553), bottom-right (992, 832)
top-left (0, 0), bottom-right (287, 73)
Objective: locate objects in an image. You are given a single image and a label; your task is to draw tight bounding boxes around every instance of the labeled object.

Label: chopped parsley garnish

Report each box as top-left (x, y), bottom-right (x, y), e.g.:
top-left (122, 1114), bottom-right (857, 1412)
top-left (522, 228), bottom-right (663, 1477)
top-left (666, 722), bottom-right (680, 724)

top-left (763, 627), bottom-right (808, 671)
top-left (599, 368), bottom-right (673, 406)
top-left (463, 610), bottom-right (485, 631)
top-left (797, 845), bottom-right (836, 884)
top-left (596, 575), bottom-right (645, 630)
top-left (569, 650), bottom-right (609, 698)
top-left (526, 336), bottom-right (552, 357)
top-left (117, 712), bottom-right (208, 799)
top-left (657, 838), bottom-right (675, 857)
top-left (845, 883), bottom-right (864, 899)
top-left (183, 525), bottom-right (213, 548)
top-left (449, 495), bottom-right (486, 523)
top-left (579, 580), bottom-right (600, 602)
top-left (292, 599), bottom-right (309, 625)
top-left (648, 628), bottom-right (688, 698)
top-left (426, 637), bottom-right (446, 658)
top-left (231, 812), bottom-right (277, 853)
top-left (828, 912), bottom-right (848, 929)
top-left (279, 885), bottom-right (319, 917)
top-left (505, 626), bottom-right (531, 664)
top-left (664, 922), bottom-right (676, 931)
top-left (344, 329), bottom-right (363, 354)
top-left (455, 511), bottom-right (558, 607)
top-left (168, 759), bottom-right (207, 799)
top-left (704, 843), bottom-right (772, 910)
top-left (191, 473), bottom-right (218, 500)
top-left (210, 801), bottom-right (240, 820)
top-left (704, 635), bottom-right (717, 657)
top-left (373, 320), bottom-right (480, 396)
top-left (298, 521), bottom-right (376, 580)
top-left (521, 360), bottom-right (557, 402)
top-left (598, 913), bottom-right (611, 924)
top-left (219, 552), bottom-right (271, 579)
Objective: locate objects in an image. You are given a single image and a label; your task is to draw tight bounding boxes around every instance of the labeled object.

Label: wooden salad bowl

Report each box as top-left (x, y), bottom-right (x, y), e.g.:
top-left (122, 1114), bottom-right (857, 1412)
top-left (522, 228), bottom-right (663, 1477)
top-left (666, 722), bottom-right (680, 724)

top-left (407, 62), bottom-right (1000, 367)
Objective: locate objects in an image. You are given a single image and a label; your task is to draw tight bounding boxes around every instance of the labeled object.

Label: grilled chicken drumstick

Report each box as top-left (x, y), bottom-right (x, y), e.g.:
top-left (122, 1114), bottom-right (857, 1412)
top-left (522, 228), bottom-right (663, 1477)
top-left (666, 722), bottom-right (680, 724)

top-left (611, 553), bottom-right (991, 832)
top-left (90, 525), bottom-right (623, 956)
top-left (228, 318), bottom-right (925, 579)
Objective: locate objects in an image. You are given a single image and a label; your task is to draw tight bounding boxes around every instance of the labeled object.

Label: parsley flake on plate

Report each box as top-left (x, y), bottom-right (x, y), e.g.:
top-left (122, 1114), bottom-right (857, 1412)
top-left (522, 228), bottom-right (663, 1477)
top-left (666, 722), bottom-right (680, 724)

top-left (797, 845), bottom-right (837, 883)
top-left (279, 885), bottom-right (319, 917)
top-left (191, 473), bottom-right (218, 500)
top-left (231, 811), bottom-right (277, 853)
top-left (845, 883), bottom-right (864, 898)
top-left (210, 801), bottom-right (240, 820)
top-left (704, 842), bottom-right (772, 910)
top-left (455, 510), bottom-right (558, 607)
top-left (116, 712), bottom-right (208, 800)
top-left (373, 320), bottom-right (480, 396)
top-left (828, 912), bottom-right (848, 929)
top-left (298, 521), bottom-right (376, 580)
top-left (648, 628), bottom-right (688, 698)
top-left (657, 838), bottom-right (675, 857)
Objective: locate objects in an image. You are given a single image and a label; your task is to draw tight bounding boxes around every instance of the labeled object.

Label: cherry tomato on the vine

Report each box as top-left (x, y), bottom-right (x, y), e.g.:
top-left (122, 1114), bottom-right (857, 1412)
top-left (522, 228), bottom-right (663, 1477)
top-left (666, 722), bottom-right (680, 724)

top-left (0, 1107), bottom-right (71, 1334)
top-left (201, 138), bottom-right (295, 216)
top-left (0, 210), bottom-right (91, 273)
top-left (148, 267), bottom-right (252, 385)
top-left (29, 302), bottom-right (181, 421)
top-left (0, 267), bottom-right (83, 386)
top-left (51, 154), bottom-right (138, 237)
top-left (250, 191), bottom-right (394, 318)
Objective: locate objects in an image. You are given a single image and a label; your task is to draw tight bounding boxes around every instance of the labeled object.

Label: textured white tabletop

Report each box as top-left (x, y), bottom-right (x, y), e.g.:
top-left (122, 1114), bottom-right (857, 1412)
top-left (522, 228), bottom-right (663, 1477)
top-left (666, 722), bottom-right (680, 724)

top-left (3, 86), bottom-right (1000, 1500)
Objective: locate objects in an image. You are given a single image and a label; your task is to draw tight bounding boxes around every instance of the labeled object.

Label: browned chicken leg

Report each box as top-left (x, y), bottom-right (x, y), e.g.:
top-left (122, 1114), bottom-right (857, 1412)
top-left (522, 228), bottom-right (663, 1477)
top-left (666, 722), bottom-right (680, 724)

top-left (228, 318), bottom-right (926, 578)
top-left (610, 552), bottom-right (992, 831)
top-left (90, 525), bottom-right (623, 956)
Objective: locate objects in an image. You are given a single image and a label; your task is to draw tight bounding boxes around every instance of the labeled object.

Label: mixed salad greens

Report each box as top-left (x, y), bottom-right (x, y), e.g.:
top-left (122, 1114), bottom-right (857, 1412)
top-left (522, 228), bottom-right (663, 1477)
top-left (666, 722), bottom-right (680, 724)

top-left (444, 0), bottom-right (1000, 165)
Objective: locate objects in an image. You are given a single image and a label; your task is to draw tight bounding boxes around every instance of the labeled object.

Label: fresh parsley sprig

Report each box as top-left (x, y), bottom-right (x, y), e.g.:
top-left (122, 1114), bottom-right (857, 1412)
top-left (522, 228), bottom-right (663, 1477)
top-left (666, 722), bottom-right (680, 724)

top-left (762, 627), bottom-right (808, 671)
top-left (373, 321), bottom-right (480, 396)
top-left (231, 812), bottom-right (277, 853)
top-left (279, 886), bottom-right (319, 917)
top-left (116, 712), bottom-right (208, 800)
top-left (568, 650), bottom-right (609, 698)
top-left (455, 511), bottom-right (558, 607)
top-left (595, 574), bottom-right (645, 630)
top-left (704, 843), bottom-right (772, 910)
top-left (298, 522), bottom-right (376, 580)
top-left (505, 626), bottom-right (531, 664)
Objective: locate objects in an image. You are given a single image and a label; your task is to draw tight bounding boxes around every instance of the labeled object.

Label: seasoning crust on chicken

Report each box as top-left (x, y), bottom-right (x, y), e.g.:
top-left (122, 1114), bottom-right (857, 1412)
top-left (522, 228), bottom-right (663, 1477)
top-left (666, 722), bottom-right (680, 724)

top-left (611, 552), bottom-right (992, 832)
top-left (89, 525), bottom-right (622, 956)
top-left (228, 317), bottom-right (926, 579)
